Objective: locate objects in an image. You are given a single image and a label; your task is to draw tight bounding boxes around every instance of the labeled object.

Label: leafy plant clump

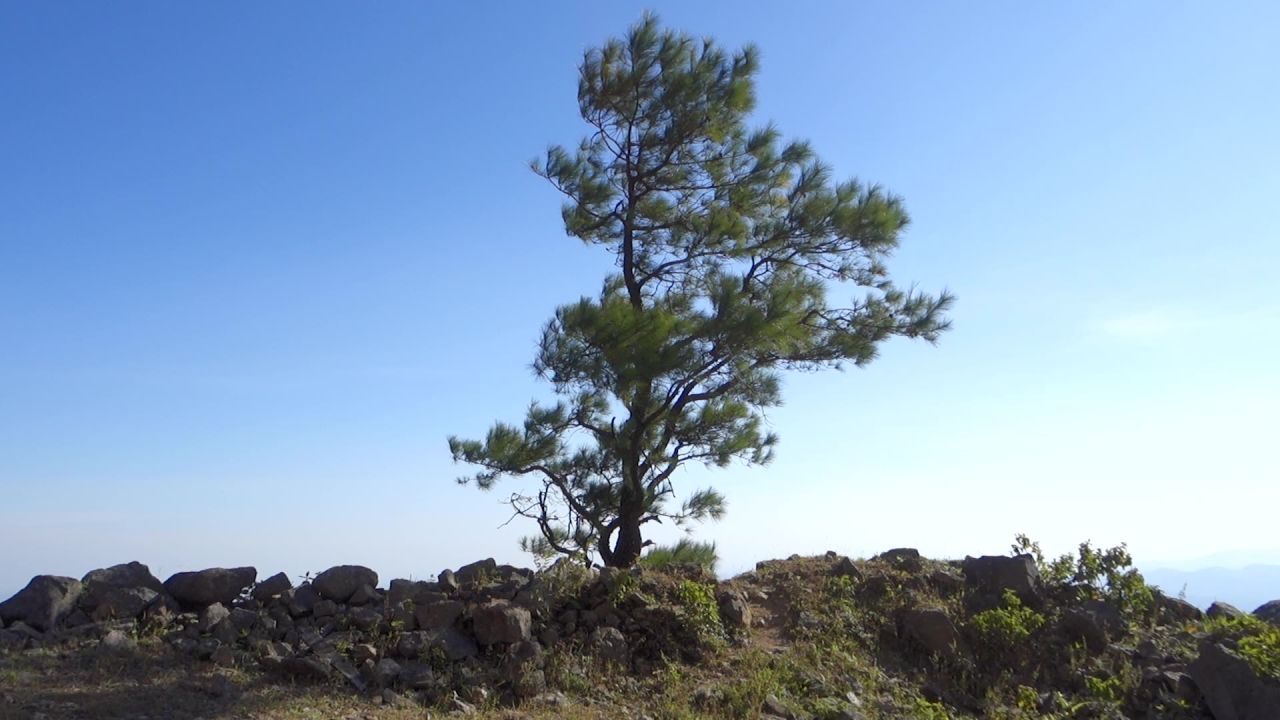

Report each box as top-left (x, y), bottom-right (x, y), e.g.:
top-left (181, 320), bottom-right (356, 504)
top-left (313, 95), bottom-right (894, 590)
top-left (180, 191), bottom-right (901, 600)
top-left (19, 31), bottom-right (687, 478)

top-left (1204, 614), bottom-right (1280, 679)
top-left (675, 579), bottom-right (724, 644)
top-left (639, 539), bottom-right (719, 573)
top-left (971, 589), bottom-right (1047, 655)
top-left (1013, 534), bottom-right (1153, 619)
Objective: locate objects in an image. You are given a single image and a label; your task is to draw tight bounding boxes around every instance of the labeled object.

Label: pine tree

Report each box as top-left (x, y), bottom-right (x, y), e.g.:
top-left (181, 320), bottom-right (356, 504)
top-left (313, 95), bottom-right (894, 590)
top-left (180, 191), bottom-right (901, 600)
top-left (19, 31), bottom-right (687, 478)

top-left (449, 15), bottom-right (953, 568)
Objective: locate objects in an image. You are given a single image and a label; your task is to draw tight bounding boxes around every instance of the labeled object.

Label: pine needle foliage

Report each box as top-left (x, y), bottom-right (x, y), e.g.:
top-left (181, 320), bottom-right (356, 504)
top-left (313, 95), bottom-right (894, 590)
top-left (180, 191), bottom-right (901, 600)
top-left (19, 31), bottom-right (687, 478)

top-left (449, 14), bottom-right (953, 567)
top-left (639, 539), bottom-right (720, 573)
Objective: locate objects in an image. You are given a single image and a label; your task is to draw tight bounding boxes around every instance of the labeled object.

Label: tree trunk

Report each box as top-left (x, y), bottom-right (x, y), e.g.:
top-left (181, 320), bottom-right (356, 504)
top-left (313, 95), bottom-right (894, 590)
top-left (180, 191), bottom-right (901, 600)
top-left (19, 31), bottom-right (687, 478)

top-left (605, 480), bottom-right (646, 567)
top-left (609, 513), bottom-right (644, 567)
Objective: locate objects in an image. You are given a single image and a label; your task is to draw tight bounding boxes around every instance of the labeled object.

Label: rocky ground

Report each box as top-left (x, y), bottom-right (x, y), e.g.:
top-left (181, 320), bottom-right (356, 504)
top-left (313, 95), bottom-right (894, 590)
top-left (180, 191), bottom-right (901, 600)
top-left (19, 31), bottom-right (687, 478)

top-left (2, 548), bottom-right (1278, 719)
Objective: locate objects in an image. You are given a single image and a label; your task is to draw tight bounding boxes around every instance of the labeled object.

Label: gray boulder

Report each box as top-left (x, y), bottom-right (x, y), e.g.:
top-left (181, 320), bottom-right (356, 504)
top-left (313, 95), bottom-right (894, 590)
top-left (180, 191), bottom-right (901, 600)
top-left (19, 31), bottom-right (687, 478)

top-left (429, 627), bottom-right (478, 661)
top-left (347, 605), bottom-right (382, 632)
top-left (902, 607), bottom-right (960, 654)
top-left (717, 588), bottom-right (751, 630)
top-left (88, 586), bottom-right (158, 622)
top-left (251, 572), bottom-right (292, 602)
top-left (287, 584), bottom-right (320, 616)
top-left (1061, 600), bottom-right (1125, 652)
top-left (1189, 642), bottom-right (1280, 720)
top-left (0, 628), bottom-right (26, 652)
top-left (472, 599), bottom-right (531, 645)
top-left (164, 567), bottom-right (256, 608)
top-left (0, 575), bottom-right (83, 631)
top-left (371, 657), bottom-right (401, 688)
top-left (452, 558), bottom-right (498, 587)
top-left (1153, 590), bottom-right (1203, 624)
top-left (348, 583), bottom-right (379, 606)
top-left (198, 602), bottom-right (231, 632)
top-left (1253, 599), bottom-right (1280, 626)
top-left (832, 556), bottom-right (863, 580)
top-left (312, 565), bottom-right (378, 603)
top-left (876, 548), bottom-right (923, 572)
top-left (415, 599), bottom-right (465, 630)
top-left (81, 562), bottom-right (164, 594)
top-left (388, 579), bottom-right (437, 606)
top-left (962, 555), bottom-right (1043, 605)
top-left (590, 625), bottom-right (629, 665)
top-left (395, 630), bottom-right (431, 658)
top-left (1208, 601), bottom-right (1245, 620)
top-left (99, 628), bottom-right (136, 652)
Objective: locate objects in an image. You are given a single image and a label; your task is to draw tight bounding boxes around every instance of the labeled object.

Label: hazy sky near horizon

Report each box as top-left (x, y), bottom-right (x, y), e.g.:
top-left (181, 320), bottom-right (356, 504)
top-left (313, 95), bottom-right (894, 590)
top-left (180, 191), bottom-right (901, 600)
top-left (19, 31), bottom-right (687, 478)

top-left (2, 2), bottom-right (1278, 598)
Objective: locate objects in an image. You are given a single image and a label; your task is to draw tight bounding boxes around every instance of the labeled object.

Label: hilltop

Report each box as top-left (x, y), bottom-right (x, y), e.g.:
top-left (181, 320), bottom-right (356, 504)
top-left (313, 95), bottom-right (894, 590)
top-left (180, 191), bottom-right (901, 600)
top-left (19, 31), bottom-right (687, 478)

top-left (2, 546), bottom-right (1278, 719)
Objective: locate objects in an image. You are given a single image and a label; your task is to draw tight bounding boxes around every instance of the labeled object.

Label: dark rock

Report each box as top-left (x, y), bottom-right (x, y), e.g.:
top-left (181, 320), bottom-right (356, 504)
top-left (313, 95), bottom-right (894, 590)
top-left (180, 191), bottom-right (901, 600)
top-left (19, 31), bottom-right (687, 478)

top-left (88, 586), bottom-right (158, 622)
top-left (82, 562), bottom-right (164, 594)
top-left (347, 606), bottom-right (382, 632)
top-left (164, 567), bottom-right (256, 608)
top-left (1208, 602), bottom-right (1245, 620)
top-left (371, 657), bottom-right (401, 687)
top-left (198, 603), bottom-right (230, 632)
top-left (438, 569), bottom-right (459, 593)
top-left (452, 558), bottom-right (498, 587)
top-left (832, 556), bottom-right (863, 580)
top-left (99, 628), bottom-right (136, 651)
top-left (388, 579), bottom-right (436, 606)
top-left (0, 628), bottom-right (26, 652)
top-left (1061, 600), bottom-right (1125, 652)
top-left (193, 636), bottom-right (222, 659)
top-left (902, 607), bottom-right (960, 654)
top-left (1154, 590), bottom-right (1203, 624)
top-left (512, 668), bottom-right (547, 699)
top-left (210, 645), bottom-right (236, 667)
top-left (875, 548), bottom-right (923, 572)
top-left (429, 627), bottom-right (478, 661)
top-left (415, 600), bottom-right (465, 630)
top-left (397, 662), bottom-right (436, 690)
top-left (327, 653), bottom-right (366, 691)
top-left (351, 643), bottom-right (378, 664)
top-left (5, 621), bottom-right (43, 642)
top-left (348, 583), bottom-right (379, 606)
top-left (1253, 600), bottom-right (1280, 626)
top-left (395, 630), bottom-right (431, 658)
top-left (62, 608), bottom-right (92, 628)
top-left (928, 569), bottom-right (965, 595)
top-left (590, 626), bottom-right (629, 665)
top-left (717, 588), bottom-right (751, 630)
top-left (472, 600), bottom-right (531, 645)
top-left (0, 575), bottom-right (83, 631)
top-left (312, 565), bottom-right (378, 603)
top-left (388, 600), bottom-right (416, 630)
top-left (962, 555), bottom-right (1042, 605)
top-left (250, 572), bottom-right (292, 602)
top-left (287, 584), bottom-right (319, 616)
top-left (763, 694), bottom-right (795, 719)
top-left (228, 607), bottom-right (258, 632)
top-left (312, 599), bottom-right (338, 618)
top-left (274, 655), bottom-right (332, 681)
top-left (1189, 641), bottom-right (1280, 720)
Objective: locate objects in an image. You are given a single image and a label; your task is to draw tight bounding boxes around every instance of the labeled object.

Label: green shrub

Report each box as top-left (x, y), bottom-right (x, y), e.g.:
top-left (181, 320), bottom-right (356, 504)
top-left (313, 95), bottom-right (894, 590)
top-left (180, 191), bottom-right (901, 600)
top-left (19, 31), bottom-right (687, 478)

top-left (640, 539), bottom-right (719, 573)
top-left (913, 697), bottom-right (952, 720)
top-left (971, 589), bottom-right (1046, 652)
top-left (1012, 535), bottom-right (1153, 619)
top-left (1204, 614), bottom-right (1280, 679)
top-left (1084, 674), bottom-right (1124, 702)
top-left (675, 579), bottom-right (724, 643)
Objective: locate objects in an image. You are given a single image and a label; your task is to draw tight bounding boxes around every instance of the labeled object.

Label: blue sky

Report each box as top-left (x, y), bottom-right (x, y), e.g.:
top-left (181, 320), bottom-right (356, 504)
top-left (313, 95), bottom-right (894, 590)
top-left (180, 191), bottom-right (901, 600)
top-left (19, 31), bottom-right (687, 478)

top-left (2, 2), bottom-right (1277, 598)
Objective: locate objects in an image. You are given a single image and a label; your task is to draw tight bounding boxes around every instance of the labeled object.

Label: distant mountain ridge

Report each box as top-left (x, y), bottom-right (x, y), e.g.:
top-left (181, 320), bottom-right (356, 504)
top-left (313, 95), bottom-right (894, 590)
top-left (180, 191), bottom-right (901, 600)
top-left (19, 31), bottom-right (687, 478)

top-left (1142, 563), bottom-right (1280, 611)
